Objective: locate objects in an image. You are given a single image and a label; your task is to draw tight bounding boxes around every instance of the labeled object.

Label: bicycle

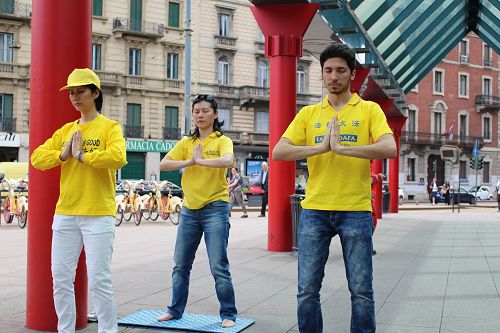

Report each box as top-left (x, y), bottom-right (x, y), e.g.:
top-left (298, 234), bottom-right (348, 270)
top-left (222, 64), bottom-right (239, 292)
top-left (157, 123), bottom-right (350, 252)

top-left (147, 180), bottom-right (182, 225)
top-left (2, 177), bottom-right (28, 229)
top-left (115, 180), bottom-right (144, 226)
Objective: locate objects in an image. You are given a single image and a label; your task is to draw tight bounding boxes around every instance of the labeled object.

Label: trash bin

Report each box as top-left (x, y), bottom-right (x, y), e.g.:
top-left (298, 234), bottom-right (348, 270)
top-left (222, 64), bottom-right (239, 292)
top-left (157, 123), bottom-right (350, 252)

top-left (290, 194), bottom-right (305, 253)
top-left (382, 191), bottom-right (390, 213)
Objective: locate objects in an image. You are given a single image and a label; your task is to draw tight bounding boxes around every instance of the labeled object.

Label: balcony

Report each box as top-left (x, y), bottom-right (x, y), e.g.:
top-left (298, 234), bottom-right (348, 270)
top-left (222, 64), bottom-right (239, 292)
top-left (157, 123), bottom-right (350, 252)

top-left (475, 95), bottom-right (500, 111)
top-left (214, 35), bottom-right (237, 50)
top-left (112, 17), bottom-right (164, 39)
top-left (0, 1), bottom-right (31, 22)
top-left (162, 127), bottom-right (182, 140)
top-left (459, 54), bottom-right (470, 64)
top-left (483, 59), bottom-right (493, 67)
top-left (0, 118), bottom-right (16, 132)
top-left (297, 93), bottom-right (322, 106)
top-left (248, 132), bottom-right (269, 145)
top-left (224, 130), bottom-right (243, 144)
top-left (401, 131), bottom-right (482, 149)
top-left (95, 71), bottom-right (122, 87)
top-left (0, 62), bottom-right (30, 81)
top-left (124, 125), bottom-right (144, 138)
top-left (240, 85), bottom-right (269, 102)
top-left (164, 79), bottom-right (184, 94)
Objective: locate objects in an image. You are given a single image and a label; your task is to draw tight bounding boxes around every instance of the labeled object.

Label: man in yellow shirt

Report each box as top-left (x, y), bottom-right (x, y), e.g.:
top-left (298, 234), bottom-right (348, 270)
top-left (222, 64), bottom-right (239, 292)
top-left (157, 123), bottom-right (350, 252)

top-left (273, 43), bottom-right (396, 333)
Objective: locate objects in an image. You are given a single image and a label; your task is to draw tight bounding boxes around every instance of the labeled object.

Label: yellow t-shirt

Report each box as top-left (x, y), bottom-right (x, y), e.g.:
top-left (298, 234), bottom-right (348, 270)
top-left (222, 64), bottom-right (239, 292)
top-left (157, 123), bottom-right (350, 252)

top-left (282, 94), bottom-right (393, 211)
top-left (31, 114), bottom-right (127, 216)
top-left (167, 132), bottom-right (233, 209)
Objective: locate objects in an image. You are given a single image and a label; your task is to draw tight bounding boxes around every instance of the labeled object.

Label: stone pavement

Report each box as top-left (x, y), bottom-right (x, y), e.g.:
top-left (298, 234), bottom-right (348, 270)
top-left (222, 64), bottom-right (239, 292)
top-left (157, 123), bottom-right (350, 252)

top-left (1, 205), bottom-right (500, 333)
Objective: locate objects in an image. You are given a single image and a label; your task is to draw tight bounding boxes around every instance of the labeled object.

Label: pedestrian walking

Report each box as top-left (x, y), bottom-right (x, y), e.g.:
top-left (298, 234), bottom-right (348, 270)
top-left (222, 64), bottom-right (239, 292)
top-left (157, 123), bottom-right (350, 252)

top-left (228, 167), bottom-right (248, 218)
top-left (272, 43), bottom-right (396, 333)
top-left (258, 161), bottom-right (269, 217)
top-left (31, 68), bottom-right (127, 333)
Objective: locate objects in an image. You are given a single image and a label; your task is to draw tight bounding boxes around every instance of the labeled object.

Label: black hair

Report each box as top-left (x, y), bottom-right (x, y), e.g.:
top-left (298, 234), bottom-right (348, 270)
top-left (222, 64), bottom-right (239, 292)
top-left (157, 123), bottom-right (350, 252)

top-left (188, 95), bottom-right (224, 140)
top-left (85, 84), bottom-right (103, 112)
top-left (320, 43), bottom-right (356, 73)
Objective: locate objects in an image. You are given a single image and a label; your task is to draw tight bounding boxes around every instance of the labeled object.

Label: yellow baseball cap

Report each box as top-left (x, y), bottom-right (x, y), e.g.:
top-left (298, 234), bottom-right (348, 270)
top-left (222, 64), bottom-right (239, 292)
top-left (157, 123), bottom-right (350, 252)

top-left (59, 68), bottom-right (101, 91)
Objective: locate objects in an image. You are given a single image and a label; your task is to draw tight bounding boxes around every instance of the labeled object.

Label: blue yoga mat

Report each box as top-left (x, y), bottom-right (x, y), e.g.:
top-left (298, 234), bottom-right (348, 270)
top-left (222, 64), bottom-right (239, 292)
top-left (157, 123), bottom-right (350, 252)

top-left (118, 309), bottom-right (255, 333)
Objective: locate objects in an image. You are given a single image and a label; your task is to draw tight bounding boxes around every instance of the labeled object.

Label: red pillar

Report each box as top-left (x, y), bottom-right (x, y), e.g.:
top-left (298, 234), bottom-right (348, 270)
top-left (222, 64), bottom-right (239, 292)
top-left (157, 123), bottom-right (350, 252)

top-left (27, 0), bottom-right (91, 330)
top-left (387, 116), bottom-right (407, 213)
top-left (251, 2), bottom-right (319, 251)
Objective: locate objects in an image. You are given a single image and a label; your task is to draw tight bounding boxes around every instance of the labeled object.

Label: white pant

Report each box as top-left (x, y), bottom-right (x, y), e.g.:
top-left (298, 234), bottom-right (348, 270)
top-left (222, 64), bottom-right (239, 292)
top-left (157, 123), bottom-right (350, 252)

top-left (51, 215), bottom-right (117, 333)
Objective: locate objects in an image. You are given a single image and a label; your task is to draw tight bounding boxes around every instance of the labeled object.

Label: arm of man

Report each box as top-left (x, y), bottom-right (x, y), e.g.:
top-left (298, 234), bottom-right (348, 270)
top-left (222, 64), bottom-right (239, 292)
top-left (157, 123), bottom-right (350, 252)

top-left (272, 124), bottom-right (332, 161)
top-left (333, 134), bottom-right (397, 160)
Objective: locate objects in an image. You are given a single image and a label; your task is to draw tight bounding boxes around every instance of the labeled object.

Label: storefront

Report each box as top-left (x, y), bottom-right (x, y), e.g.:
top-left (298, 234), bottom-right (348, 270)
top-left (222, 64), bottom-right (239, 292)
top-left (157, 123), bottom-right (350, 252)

top-left (0, 132), bottom-right (20, 162)
top-left (121, 138), bottom-right (181, 185)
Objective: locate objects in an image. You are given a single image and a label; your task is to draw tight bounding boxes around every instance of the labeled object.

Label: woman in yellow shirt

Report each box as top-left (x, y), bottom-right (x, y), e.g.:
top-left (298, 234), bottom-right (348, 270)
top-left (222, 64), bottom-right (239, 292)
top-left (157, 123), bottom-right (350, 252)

top-left (157, 95), bottom-right (237, 328)
top-left (31, 68), bottom-right (127, 333)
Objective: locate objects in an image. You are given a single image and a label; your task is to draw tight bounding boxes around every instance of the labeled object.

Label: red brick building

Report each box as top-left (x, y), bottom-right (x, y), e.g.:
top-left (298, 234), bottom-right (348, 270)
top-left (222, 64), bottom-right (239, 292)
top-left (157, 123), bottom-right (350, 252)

top-left (400, 33), bottom-right (499, 202)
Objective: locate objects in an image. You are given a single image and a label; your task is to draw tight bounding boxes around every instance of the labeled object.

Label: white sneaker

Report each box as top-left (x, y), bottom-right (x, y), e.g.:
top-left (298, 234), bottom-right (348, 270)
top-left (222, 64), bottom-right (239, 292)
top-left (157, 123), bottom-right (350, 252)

top-left (87, 311), bottom-right (98, 323)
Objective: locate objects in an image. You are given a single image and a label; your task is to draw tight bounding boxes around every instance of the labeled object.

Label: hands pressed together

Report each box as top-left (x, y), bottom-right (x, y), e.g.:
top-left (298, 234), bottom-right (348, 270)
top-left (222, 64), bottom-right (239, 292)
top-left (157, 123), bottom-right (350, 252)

top-left (320, 115), bottom-right (344, 155)
top-left (186, 143), bottom-right (204, 167)
top-left (60, 130), bottom-right (84, 162)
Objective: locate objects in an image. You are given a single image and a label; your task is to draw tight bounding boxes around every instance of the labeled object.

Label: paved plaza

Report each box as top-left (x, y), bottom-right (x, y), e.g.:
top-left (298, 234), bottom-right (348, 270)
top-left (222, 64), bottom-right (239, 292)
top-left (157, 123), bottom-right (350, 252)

top-left (1, 205), bottom-right (500, 333)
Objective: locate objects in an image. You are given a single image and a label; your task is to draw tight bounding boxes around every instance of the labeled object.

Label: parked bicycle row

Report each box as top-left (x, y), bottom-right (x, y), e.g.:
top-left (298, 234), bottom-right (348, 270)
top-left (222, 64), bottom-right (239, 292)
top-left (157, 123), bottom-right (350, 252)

top-left (115, 180), bottom-right (183, 227)
top-left (0, 173), bottom-right (29, 229)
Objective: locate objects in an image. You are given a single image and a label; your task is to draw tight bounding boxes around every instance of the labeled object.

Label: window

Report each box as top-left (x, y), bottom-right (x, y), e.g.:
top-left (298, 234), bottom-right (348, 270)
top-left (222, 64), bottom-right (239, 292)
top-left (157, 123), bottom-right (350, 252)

top-left (168, 2), bottom-right (180, 28)
top-left (297, 67), bottom-right (306, 93)
top-left (0, 93), bottom-right (14, 131)
top-left (217, 56), bottom-right (229, 85)
top-left (164, 106), bottom-right (179, 139)
top-left (93, 0), bottom-right (103, 16)
top-left (92, 43), bottom-right (101, 71)
top-left (0, 33), bottom-right (13, 63)
top-left (433, 70), bottom-right (443, 94)
top-left (482, 77), bottom-right (492, 96)
top-left (167, 52), bottom-right (179, 79)
top-left (459, 114), bottom-right (467, 139)
top-left (483, 116), bottom-right (491, 141)
top-left (459, 73), bottom-right (468, 98)
top-left (217, 108), bottom-right (231, 129)
top-left (0, 0), bottom-right (14, 14)
top-left (483, 162), bottom-right (490, 184)
top-left (434, 112), bottom-right (442, 135)
top-left (255, 111), bottom-right (269, 133)
top-left (459, 160), bottom-right (466, 180)
top-left (129, 48), bottom-right (141, 75)
top-left (130, 0), bottom-right (142, 32)
top-left (257, 60), bottom-right (269, 88)
top-left (483, 44), bottom-right (492, 66)
top-left (407, 108), bottom-right (416, 133)
top-left (165, 106), bottom-right (179, 128)
top-left (219, 13), bottom-right (230, 37)
top-left (126, 103), bottom-right (142, 137)
top-left (459, 40), bottom-right (469, 63)
top-left (407, 158), bottom-right (415, 182)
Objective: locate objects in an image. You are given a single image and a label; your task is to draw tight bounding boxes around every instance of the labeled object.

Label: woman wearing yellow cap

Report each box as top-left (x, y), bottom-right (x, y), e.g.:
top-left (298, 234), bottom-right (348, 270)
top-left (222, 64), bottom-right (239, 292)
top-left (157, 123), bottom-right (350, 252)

top-left (31, 68), bottom-right (127, 333)
top-left (157, 95), bottom-right (237, 328)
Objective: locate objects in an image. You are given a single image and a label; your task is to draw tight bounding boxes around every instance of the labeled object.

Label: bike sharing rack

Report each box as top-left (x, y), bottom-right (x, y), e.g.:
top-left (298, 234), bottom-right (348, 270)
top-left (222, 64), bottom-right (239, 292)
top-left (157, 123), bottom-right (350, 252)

top-left (440, 145), bottom-right (461, 213)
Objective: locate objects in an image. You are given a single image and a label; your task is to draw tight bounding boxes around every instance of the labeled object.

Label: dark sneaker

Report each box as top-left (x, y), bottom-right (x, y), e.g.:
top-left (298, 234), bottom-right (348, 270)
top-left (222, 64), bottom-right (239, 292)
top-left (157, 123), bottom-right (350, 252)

top-left (372, 250), bottom-right (377, 256)
top-left (258, 214), bottom-right (265, 217)
top-left (241, 214), bottom-right (248, 218)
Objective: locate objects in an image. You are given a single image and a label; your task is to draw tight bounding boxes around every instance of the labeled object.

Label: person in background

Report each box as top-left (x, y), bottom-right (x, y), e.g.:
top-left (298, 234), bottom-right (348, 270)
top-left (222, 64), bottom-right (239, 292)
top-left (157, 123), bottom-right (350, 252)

top-left (443, 180), bottom-right (451, 206)
top-left (228, 167), bottom-right (248, 218)
top-left (430, 177), bottom-right (438, 205)
top-left (31, 68), bottom-right (127, 333)
top-left (496, 179), bottom-right (500, 212)
top-left (370, 172), bottom-right (385, 255)
top-left (272, 42), bottom-right (396, 333)
top-left (258, 161), bottom-right (269, 217)
top-left (157, 95), bottom-right (237, 328)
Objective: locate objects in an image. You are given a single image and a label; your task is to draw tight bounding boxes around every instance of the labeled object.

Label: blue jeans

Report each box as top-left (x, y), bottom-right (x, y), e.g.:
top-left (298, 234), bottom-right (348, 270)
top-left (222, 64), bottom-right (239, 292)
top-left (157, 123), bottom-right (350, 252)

top-left (167, 201), bottom-right (237, 321)
top-left (297, 209), bottom-right (375, 333)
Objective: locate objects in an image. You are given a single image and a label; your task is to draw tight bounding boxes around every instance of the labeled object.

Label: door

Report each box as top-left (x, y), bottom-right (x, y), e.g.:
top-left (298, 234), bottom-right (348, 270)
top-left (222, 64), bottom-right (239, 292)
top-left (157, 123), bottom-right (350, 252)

top-left (120, 152), bottom-right (145, 180)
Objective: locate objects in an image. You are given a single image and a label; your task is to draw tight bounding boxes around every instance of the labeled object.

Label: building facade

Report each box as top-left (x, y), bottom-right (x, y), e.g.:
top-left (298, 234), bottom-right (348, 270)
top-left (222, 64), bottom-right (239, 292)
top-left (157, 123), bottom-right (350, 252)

top-left (401, 32), bottom-right (499, 202)
top-left (0, 0), bottom-right (322, 185)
